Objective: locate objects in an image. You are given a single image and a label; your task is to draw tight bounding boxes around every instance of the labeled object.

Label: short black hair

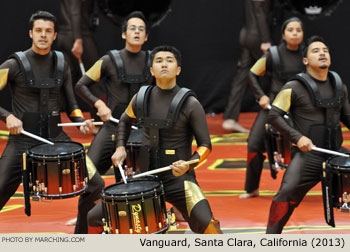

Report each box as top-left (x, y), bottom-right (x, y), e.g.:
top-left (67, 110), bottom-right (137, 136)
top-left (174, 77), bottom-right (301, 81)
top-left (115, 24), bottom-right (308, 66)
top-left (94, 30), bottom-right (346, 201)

top-left (281, 17), bottom-right (304, 35)
top-left (303, 35), bottom-right (329, 57)
top-left (150, 45), bottom-right (182, 67)
top-left (122, 11), bottom-right (148, 34)
top-left (29, 11), bottom-right (57, 31)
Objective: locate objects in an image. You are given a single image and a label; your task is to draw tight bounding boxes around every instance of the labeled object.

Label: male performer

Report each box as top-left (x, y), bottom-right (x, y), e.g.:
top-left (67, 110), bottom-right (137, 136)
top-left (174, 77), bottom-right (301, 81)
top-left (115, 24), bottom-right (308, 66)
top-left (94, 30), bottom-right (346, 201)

top-left (0, 11), bottom-right (93, 212)
top-left (111, 45), bottom-right (223, 233)
top-left (266, 36), bottom-right (350, 233)
top-left (222, 0), bottom-right (272, 133)
top-left (74, 11), bottom-right (153, 233)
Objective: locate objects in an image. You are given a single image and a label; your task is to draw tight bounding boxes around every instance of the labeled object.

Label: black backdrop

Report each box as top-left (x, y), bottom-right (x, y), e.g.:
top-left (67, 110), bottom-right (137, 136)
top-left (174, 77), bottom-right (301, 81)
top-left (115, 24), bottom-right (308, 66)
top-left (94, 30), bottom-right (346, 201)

top-left (0, 0), bottom-right (349, 113)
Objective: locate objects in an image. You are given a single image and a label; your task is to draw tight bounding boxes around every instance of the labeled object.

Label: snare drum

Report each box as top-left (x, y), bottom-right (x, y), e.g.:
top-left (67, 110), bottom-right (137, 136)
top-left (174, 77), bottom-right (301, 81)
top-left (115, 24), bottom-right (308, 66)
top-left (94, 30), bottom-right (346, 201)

top-left (125, 129), bottom-right (143, 171)
top-left (265, 124), bottom-right (291, 169)
top-left (25, 141), bottom-right (88, 199)
top-left (101, 177), bottom-right (168, 234)
top-left (326, 155), bottom-right (350, 209)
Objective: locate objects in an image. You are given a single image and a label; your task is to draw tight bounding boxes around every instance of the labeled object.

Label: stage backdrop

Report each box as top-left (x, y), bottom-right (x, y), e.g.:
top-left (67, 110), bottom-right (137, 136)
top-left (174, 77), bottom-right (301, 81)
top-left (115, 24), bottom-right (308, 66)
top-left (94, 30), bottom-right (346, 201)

top-left (0, 0), bottom-right (349, 114)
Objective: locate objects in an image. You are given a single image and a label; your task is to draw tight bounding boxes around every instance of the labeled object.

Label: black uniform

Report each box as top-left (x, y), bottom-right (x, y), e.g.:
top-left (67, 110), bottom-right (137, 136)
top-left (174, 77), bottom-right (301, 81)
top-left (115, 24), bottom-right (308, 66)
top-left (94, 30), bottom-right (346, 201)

top-left (74, 48), bottom-right (153, 233)
top-left (266, 72), bottom-right (350, 233)
top-left (223, 0), bottom-right (271, 121)
top-left (244, 42), bottom-right (304, 193)
top-left (113, 85), bottom-right (214, 233)
top-left (0, 48), bottom-right (85, 210)
top-left (57, 0), bottom-right (99, 85)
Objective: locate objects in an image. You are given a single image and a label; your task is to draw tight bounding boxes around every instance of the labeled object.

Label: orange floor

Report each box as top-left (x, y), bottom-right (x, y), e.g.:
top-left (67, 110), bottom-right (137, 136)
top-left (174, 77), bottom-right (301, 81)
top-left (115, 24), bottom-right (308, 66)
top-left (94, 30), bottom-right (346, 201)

top-left (1, 112), bottom-right (350, 234)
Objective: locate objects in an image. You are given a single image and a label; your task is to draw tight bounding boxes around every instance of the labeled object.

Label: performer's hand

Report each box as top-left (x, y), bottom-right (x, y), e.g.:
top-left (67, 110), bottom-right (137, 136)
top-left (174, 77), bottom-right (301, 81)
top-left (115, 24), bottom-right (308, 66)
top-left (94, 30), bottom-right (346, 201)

top-left (261, 42), bottom-right (271, 54)
top-left (95, 100), bottom-right (111, 122)
top-left (170, 160), bottom-right (189, 177)
top-left (6, 114), bottom-right (23, 135)
top-left (79, 119), bottom-right (95, 134)
top-left (71, 38), bottom-right (83, 59)
top-left (259, 95), bottom-right (270, 110)
top-left (112, 146), bottom-right (127, 167)
top-left (297, 136), bottom-right (314, 152)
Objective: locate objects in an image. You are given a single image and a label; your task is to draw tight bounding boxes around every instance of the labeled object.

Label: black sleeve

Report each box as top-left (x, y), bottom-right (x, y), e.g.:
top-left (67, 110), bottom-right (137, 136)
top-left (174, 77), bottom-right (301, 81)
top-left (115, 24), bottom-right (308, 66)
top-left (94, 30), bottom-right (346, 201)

top-left (116, 98), bottom-right (137, 147)
top-left (70, 0), bottom-right (82, 39)
top-left (341, 84), bottom-right (350, 128)
top-left (252, 0), bottom-right (271, 43)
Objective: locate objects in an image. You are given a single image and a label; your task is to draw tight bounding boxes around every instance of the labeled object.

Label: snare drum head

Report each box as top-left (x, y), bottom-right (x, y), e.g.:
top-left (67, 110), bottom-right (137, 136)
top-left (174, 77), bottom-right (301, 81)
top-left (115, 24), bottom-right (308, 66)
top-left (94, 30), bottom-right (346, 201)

top-left (28, 141), bottom-right (84, 157)
top-left (328, 155), bottom-right (350, 169)
top-left (104, 179), bottom-right (160, 197)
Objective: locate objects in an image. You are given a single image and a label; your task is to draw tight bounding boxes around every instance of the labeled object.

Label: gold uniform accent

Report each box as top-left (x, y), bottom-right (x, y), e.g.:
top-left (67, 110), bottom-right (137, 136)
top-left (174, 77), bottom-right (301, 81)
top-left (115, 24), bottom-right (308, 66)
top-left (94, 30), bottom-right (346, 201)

top-left (272, 88), bottom-right (292, 112)
top-left (86, 60), bottom-right (103, 82)
top-left (85, 155), bottom-right (97, 179)
top-left (0, 68), bottom-right (9, 90)
top-left (184, 181), bottom-right (207, 217)
top-left (69, 109), bottom-right (84, 118)
top-left (250, 57), bottom-right (266, 76)
top-left (165, 149), bottom-right (175, 155)
top-left (125, 97), bottom-right (136, 118)
top-left (195, 146), bottom-right (210, 163)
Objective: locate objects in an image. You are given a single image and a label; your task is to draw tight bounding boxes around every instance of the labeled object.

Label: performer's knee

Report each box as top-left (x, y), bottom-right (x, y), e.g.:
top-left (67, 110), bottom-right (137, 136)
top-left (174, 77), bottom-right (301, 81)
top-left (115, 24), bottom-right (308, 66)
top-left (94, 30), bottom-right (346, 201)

top-left (187, 200), bottom-right (213, 234)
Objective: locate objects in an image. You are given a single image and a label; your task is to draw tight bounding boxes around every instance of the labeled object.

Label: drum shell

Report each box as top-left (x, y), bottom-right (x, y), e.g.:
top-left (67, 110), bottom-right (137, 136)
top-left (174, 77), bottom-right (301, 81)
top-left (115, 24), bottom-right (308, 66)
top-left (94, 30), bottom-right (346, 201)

top-left (101, 178), bottom-right (168, 234)
top-left (25, 141), bottom-right (88, 199)
top-left (326, 155), bottom-right (350, 208)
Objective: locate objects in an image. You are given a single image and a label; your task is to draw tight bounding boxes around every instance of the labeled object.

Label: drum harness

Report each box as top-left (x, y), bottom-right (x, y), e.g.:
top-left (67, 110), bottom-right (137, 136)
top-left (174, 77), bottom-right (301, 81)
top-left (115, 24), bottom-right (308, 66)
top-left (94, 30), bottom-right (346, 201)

top-left (11, 51), bottom-right (65, 138)
top-left (108, 49), bottom-right (152, 119)
top-left (135, 85), bottom-right (196, 171)
top-left (291, 71), bottom-right (344, 227)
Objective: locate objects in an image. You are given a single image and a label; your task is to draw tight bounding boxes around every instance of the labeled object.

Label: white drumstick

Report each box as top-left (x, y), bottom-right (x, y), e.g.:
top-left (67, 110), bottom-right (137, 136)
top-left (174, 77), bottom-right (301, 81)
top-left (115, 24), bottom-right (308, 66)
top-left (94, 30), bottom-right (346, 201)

top-left (78, 58), bottom-right (85, 75)
top-left (57, 122), bottom-right (104, 127)
top-left (311, 146), bottom-right (349, 158)
top-left (118, 164), bottom-right (127, 184)
top-left (21, 130), bottom-right (54, 145)
top-left (267, 104), bottom-right (272, 110)
top-left (132, 159), bottom-right (200, 179)
top-left (110, 116), bottom-right (138, 130)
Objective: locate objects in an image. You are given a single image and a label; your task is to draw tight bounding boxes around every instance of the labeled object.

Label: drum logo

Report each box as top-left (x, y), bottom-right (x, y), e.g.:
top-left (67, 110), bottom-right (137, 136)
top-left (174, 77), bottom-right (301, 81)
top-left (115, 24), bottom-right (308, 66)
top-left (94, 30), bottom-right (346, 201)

top-left (131, 204), bottom-right (142, 233)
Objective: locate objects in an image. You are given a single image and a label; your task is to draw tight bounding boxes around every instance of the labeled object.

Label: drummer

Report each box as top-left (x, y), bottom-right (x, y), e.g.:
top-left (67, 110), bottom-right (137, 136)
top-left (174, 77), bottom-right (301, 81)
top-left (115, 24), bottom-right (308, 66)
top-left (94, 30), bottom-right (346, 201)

top-left (110, 45), bottom-right (223, 234)
top-left (266, 35), bottom-right (350, 233)
top-left (73, 11), bottom-right (153, 233)
top-left (0, 11), bottom-right (94, 212)
top-left (240, 17), bottom-right (305, 199)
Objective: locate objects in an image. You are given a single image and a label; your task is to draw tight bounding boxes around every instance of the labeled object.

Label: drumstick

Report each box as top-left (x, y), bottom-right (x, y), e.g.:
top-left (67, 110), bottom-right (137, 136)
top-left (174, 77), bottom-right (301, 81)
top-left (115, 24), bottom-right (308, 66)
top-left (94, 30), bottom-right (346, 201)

top-left (118, 164), bottom-right (127, 184)
top-left (57, 122), bottom-right (104, 127)
top-left (132, 159), bottom-right (200, 179)
top-left (109, 116), bottom-right (138, 130)
top-left (78, 58), bottom-right (86, 75)
top-left (311, 146), bottom-right (349, 158)
top-left (20, 130), bottom-right (54, 145)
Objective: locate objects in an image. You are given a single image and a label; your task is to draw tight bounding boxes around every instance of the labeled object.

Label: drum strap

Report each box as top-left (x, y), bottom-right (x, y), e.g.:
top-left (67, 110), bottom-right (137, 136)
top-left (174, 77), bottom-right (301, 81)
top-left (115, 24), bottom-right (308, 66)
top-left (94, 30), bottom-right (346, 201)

top-left (108, 50), bottom-right (152, 101)
top-left (292, 72), bottom-right (343, 108)
top-left (136, 85), bottom-right (195, 149)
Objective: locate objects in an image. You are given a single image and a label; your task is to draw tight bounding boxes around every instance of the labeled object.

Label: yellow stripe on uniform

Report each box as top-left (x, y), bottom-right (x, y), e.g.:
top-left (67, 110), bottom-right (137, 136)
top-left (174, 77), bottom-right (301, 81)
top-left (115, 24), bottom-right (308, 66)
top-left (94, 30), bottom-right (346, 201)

top-left (184, 181), bottom-right (207, 217)
top-left (195, 146), bottom-right (211, 163)
top-left (250, 57), bottom-right (266, 76)
top-left (69, 109), bottom-right (84, 118)
top-left (0, 68), bottom-right (9, 90)
top-left (125, 97), bottom-right (136, 118)
top-left (272, 88), bottom-right (292, 112)
top-left (86, 60), bottom-right (103, 82)
top-left (85, 155), bottom-right (97, 179)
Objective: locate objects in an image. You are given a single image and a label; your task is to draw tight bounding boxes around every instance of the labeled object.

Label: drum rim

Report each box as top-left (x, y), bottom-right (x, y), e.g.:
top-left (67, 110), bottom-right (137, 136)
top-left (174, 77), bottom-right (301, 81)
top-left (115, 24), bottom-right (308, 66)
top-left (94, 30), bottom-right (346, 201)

top-left (27, 141), bottom-right (85, 159)
top-left (327, 154), bottom-right (350, 171)
top-left (30, 184), bottom-right (87, 199)
top-left (102, 179), bottom-right (162, 199)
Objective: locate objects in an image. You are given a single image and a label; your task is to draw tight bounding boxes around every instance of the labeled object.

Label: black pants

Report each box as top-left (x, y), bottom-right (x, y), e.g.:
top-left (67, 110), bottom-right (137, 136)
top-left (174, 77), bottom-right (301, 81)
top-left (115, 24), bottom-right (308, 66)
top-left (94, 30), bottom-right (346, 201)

top-left (266, 150), bottom-right (329, 233)
top-left (223, 33), bottom-right (263, 121)
top-left (74, 122), bottom-right (117, 233)
top-left (0, 132), bottom-right (70, 211)
top-left (245, 109), bottom-right (268, 193)
top-left (88, 171), bottom-right (213, 234)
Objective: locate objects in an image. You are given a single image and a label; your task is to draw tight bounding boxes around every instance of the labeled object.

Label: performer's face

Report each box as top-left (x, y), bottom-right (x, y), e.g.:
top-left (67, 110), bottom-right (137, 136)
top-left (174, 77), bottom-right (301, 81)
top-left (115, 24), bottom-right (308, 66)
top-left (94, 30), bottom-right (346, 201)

top-left (29, 19), bottom-right (56, 53)
top-left (122, 18), bottom-right (148, 46)
top-left (150, 51), bottom-right (181, 80)
top-left (305, 41), bottom-right (331, 70)
top-left (282, 21), bottom-right (303, 49)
